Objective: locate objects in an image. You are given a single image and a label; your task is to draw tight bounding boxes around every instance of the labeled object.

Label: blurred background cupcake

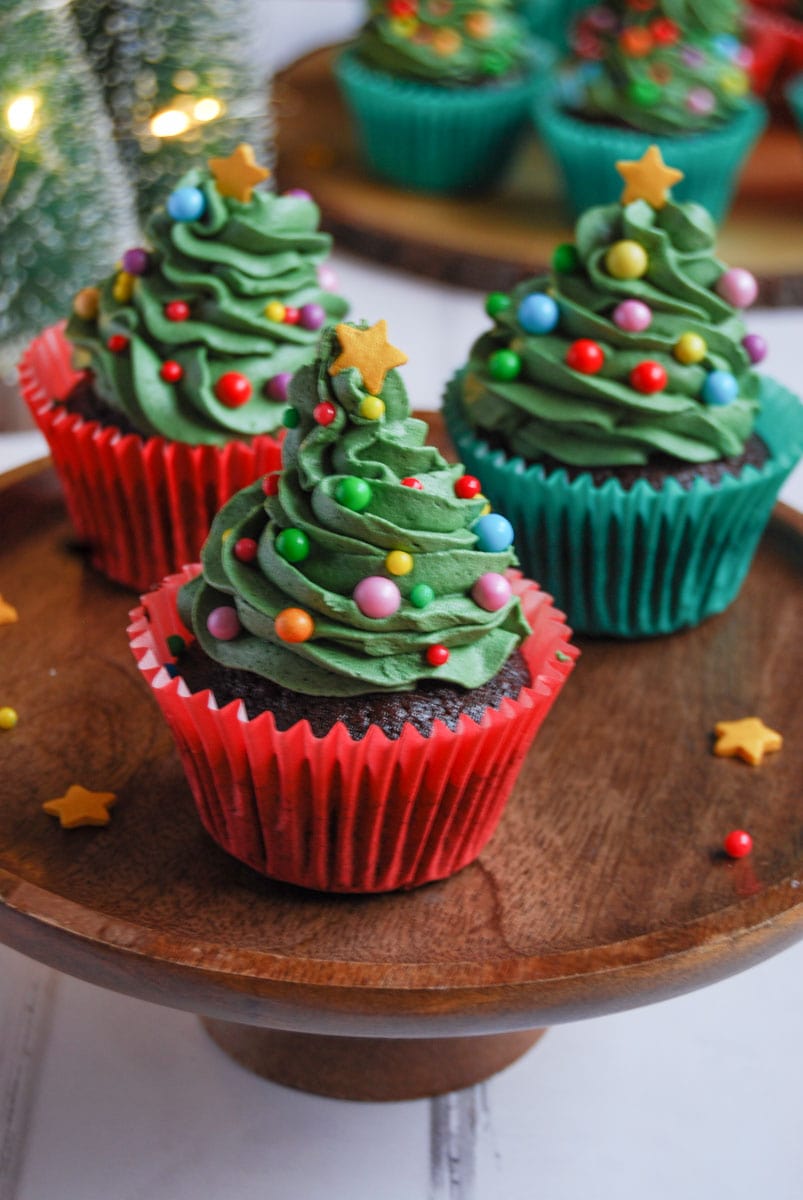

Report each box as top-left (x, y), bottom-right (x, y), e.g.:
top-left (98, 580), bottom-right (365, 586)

top-left (334, 0), bottom-right (554, 193)
top-left (516, 0), bottom-right (593, 52)
top-left (534, 0), bottom-right (766, 220)
top-left (443, 146), bottom-right (803, 637)
top-left (19, 146), bottom-right (349, 591)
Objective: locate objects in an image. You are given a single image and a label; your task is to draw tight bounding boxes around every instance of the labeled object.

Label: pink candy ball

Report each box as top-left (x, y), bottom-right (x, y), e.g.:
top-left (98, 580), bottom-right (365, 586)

top-left (471, 572), bottom-right (512, 612)
top-left (317, 263), bottom-right (339, 291)
top-left (207, 605), bottom-right (241, 640)
top-left (613, 299), bottom-right (652, 333)
top-left (353, 576), bottom-right (401, 619)
top-left (716, 268), bottom-right (758, 309)
top-left (687, 86), bottom-right (715, 115)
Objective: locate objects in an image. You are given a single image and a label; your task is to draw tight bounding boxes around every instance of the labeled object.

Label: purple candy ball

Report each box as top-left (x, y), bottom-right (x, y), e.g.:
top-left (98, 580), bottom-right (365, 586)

top-left (265, 372), bottom-right (292, 403)
top-left (122, 247), bottom-right (150, 276)
top-left (206, 606), bottom-right (241, 641)
top-left (716, 268), bottom-right (759, 309)
top-left (299, 303), bottom-right (326, 331)
top-left (683, 47), bottom-right (706, 68)
top-left (613, 299), bottom-right (652, 333)
top-left (742, 333), bottom-right (767, 364)
top-left (353, 576), bottom-right (401, 619)
top-left (284, 188), bottom-right (313, 201)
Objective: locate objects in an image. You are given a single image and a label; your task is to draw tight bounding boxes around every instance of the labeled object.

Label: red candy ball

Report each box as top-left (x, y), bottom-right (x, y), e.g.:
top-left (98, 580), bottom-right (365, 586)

top-left (650, 16), bottom-right (679, 44)
top-left (160, 360), bottom-right (183, 382)
top-left (454, 474), bottom-right (481, 500)
top-left (164, 300), bottom-right (190, 322)
top-left (388, 0), bottom-right (416, 15)
top-left (262, 472), bottom-right (281, 496)
top-left (234, 537), bottom-right (258, 562)
top-left (107, 334), bottom-right (129, 353)
top-left (630, 360), bottom-right (667, 394)
top-left (401, 477), bottom-right (424, 490)
top-left (724, 829), bottom-right (753, 859)
top-left (426, 644), bottom-right (450, 667)
top-left (313, 401), bottom-right (337, 425)
top-left (214, 372), bottom-right (252, 407)
top-left (566, 339), bottom-right (604, 374)
top-left (283, 306), bottom-right (300, 325)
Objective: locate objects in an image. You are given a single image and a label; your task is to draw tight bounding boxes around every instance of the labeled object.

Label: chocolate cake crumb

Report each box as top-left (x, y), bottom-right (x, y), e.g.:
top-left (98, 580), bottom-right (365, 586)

top-left (175, 640), bottom-right (533, 740)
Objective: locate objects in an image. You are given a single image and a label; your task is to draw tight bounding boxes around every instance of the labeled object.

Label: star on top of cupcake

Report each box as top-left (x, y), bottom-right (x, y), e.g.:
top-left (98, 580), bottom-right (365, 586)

top-left (208, 143), bottom-right (270, 202)
top-left (616, 145), bottom-right (684, 210)
top-left (329, 320), bottom-right (409, 395)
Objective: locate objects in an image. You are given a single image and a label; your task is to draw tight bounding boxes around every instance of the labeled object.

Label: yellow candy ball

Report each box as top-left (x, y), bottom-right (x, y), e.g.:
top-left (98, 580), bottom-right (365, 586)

top-left (112, 272), bottom-right (135, 303)
top-left (73, 286), bottom-right (100, 320)
top-left (73, 348), bottom-right (92, 370)
top-left (221, 527), bottom-right (233, 542)
top-left (721, 69), bottom-right (748, 97)
top-left (0, 707), bottom-right (18, 730)
top-left (477, 495), bottom-right (492, 516)
top-left (385, 550), bottom-right (414, 576)
top-left (360, 395), bottom-right (386, 421)
top-left (674, 332), bottom-right (707, 365)
top-left (264, 300), bottom-right (286, 323)
top-left (605, 240), bottom-right (649, 280)
top-left (390, 16), bottom-right (418, 36)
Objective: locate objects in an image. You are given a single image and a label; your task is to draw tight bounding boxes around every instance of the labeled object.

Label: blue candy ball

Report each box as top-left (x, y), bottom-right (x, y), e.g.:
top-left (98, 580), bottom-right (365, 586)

top-left (166, 186), bottom-right (206, 222)
top-left (702, 370), bottom-right (739, 406)
top-left (474, 513), bottom-right (514, 553)
top-left (517, 292), bottom-right (559, 335)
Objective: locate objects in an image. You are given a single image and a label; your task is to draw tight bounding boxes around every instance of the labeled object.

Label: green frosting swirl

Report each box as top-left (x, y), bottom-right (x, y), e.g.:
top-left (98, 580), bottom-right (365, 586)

top-left (66, 167), bottom-right (348, 444)
top-left (179, 324), bottom-right (531, 696)
top-left (355, 0), bottom-right (532, 85)
top-left (563, 0), bottom-right (752, 134)
top-left (462, 197), bottom-right (760, 467)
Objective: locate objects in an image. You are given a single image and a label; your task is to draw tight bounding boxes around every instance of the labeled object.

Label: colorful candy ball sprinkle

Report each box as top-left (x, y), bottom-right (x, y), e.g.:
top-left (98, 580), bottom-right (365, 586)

top-left (401, 477), bottom-right (424, 490)
top-left (716, 268), bottom-right (758, 309)
top-left (299, 303), bottom-right (326, 331)
top-left (354, 576), bottom-right (402, 618)
top-left (275, 608), bottom-right (315, 643)
top-left (703, 370), bottom-right (738, 406)
top-left (318, 263), bottom-right (339, 291)
top-left (335, 476), bottom-right (372, 511)
top-left (164, 299), bottom-right (190, 322)
top-left (214, 372), bottom-right (252, 407)
top-left (488, 348), bottom-right (521, 381)
top-left (276, 528), bottom-right (310, 562)
top-left (284, 306), bottom-right (300, 325)
top-left (630, 360), bottom-right (667, 394)
top-left (471, 572), bottom-right (512, 612)
top-left (207, 606), bottom-right (241, 640)
top-left (474, 513), bottom-right (514, 553)
top-left (553, 243), bottom-right (579, 273)
top-left (282, 406), bottom-right (300, 428)
top-left (426, 644), bottom-right (450, 667)
top-left (122, 247), bottom-right (150, 276)
top-left (517, 293), bottom-right (559, 335)
top-left (160, 360), bottom-right (183, 383)
top-left (742, 333), bottom-right (767, 364)
top-left (613, 299), bottom-right (652, 332)
top-left (262, 472), bottom-right (281, 496)
top-left (566, 338), bottom-right (604, 374)
top-left (485, 292), bottom-right (511, 319)
top-left (0, 707), bottom-right (18, 730)
top-left (360, 395), bottom-right (385, 420)
top-left (410, 583), bottom-right (435, 608)
top-left (385, 550), bottom-right (414, 576)
top-left (166, 186), bottom-right (206, 222)
top-left (264, 300), bottom-right (286, 323)
top-left (454, 474), bottom-right (481, 500)
top-left (73, 286), bottom-right (100, 320)
top-left (723, 829), bottom-right (753, 859)
top-left (313, 401), bottom-right (337, 425)
top-left (107, 334), bottom-right (129, 353)
top-left (267, 373), bottom-right (292, 403)
top-left (605, 240), bottom-right (648, 280)
top-left (674, 332), bottom-right (707, 364)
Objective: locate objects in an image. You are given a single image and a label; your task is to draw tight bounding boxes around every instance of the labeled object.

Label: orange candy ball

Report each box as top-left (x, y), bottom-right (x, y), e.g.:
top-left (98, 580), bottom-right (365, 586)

top-left (619, 26), bottom-right (653, 56)
top-left (275, 607), bottom-right (315, 643)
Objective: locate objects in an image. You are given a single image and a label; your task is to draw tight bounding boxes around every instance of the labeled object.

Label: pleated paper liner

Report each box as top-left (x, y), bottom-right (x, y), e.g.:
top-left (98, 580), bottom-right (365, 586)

top-left (334, 42), bottom-right (553, 194)
top-left (787, 73), bottom-right (803, 130)
top-left (532, 94), bottom-right (767, 222)
top-left (128, 567), bottom-right (576, 894)
top-left (443, 372), bottom-right (803, 638)
top-left (19, 324), bottom-right (283, 592)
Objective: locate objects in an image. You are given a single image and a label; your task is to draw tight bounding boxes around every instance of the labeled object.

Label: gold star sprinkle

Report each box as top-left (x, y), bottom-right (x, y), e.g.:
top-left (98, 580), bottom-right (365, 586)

top-left (43, 785), bottom-right (117, 829)
top-left (208, 144), bottom-right (270, 203)
top-left (0, 595), bottom-right (18, 626)
top-left (616, 145), bottom-right (684, 210)
top-left (713, 717), bottom-right (783, 767)
top-left (329, 321), bottom-right (408, 396)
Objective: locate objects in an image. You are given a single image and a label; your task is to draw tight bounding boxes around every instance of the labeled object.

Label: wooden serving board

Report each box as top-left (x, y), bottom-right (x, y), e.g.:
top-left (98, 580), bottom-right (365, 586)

top-left (1, 430), bottom-right (802, 1100)
top-left (274, 47), bottom-right (803, 305)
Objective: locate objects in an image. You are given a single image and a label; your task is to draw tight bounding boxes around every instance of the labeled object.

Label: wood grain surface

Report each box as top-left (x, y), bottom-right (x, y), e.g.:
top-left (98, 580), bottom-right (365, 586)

top-left (274, 47), bottom-right (803, 304)
top-left (1, 429), bottom-right (802, 1050)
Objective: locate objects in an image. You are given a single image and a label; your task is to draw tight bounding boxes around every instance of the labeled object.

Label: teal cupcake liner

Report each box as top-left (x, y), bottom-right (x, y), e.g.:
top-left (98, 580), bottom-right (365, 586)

top-left (786, 74), bottom-right (803, 133)
top-left (532, 95), bottom-right (767, 222)
top-left (518, 0), bottom-right (593, 52)
top-left (334, 43), bottom-right (554, 194)
top-left (443, 373), bottom-right (803, 638)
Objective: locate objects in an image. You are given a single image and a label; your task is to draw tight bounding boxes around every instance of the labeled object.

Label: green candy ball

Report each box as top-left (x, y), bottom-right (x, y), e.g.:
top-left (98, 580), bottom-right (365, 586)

top-left (335, 475), bottom-right (372, 512)
top-left (488, 348), bottom-right (521, 382)
top-left (282, 406), bottom-right (300, 429)
top-left (629, 79), bottom-right (661, 108)
top-left (552, 243), bottom-right (579, 273)
top-left (410, 583), bottom-right (435, 609)
top-left (485, 292), bottom-right (511, 320)
top-left (276, 527), bottom-right (310, 563)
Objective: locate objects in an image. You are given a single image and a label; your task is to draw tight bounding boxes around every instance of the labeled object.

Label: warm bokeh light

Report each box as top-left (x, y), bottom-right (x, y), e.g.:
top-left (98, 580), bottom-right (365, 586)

top-left (5, 94), bottom-right (39, 135)
top-left (193, 97), bottom-right (223, 123)
top-left (149, 107), bottom-right (192, 138)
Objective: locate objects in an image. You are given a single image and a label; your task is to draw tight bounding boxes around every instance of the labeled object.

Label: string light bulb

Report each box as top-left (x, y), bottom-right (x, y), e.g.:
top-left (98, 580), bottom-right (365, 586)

top-left (193, 97), bottom-right (223, 122)
top-left (5, 93), bottom-right (40, 136)
top-left (149, 107), bottom-right (192, 138)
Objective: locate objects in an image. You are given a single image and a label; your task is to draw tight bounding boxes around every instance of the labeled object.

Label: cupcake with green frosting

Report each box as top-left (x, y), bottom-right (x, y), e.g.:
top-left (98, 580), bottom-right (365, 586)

top-left (443, 146), bottom-right (803, 636)
top-left (335, 0), bottom-right (553, 192)
top-left (20, 144), bottom-right (349, 591)
top-left (534, 0), bottom-right (766, 220)
top-left (129, 319), bottom-right (576, 892)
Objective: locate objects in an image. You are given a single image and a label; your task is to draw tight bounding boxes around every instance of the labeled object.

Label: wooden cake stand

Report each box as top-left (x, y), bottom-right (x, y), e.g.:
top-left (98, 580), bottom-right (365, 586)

top-left (1, 430), bottom-right (802, 1101)
top-left (274, 47), bottom-right (803, 305)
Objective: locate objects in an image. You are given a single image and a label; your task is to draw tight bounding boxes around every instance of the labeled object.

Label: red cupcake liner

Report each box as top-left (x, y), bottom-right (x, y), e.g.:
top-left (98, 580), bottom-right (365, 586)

top-left (128, 567), bottom-right (577, 893)
top-left (18, 324), bottom-right (283, 591)
top-left (746, 9), bottom-right (803, 96)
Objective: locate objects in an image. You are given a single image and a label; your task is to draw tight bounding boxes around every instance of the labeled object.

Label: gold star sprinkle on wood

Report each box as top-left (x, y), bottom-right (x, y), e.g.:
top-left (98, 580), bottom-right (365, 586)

top-left (208, 144), bottom-right (270, 203)
top-left (713, 717), bottom-right (783, 766)
top-left (329, 321), bottom-right (408, 396)
top-left (616, 145), bottom-right (684, 210)
top-left (43, 785), bottom-right (117, 829)
top-left (0, 594), bottom-right (18, 625)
